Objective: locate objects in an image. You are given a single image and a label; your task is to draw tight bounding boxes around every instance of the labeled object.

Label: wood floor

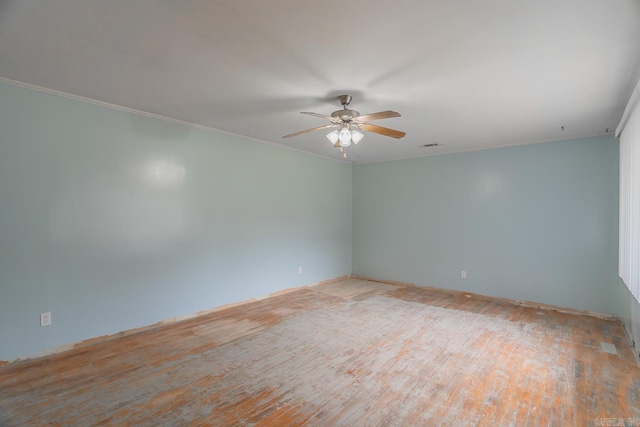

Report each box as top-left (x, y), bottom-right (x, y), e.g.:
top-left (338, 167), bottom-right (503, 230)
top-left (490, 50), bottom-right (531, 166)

top-left (1, 278), bottom-right (639, 426)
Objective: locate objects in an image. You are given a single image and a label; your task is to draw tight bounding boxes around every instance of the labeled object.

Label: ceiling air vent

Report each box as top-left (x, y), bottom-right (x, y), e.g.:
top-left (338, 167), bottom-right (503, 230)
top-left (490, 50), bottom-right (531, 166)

top-left (421, 143), bottom-right (441, 148)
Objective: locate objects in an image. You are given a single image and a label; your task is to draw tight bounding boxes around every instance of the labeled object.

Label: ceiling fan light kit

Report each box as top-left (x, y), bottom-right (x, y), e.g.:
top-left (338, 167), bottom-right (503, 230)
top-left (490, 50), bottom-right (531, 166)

top-left (338, 127), bottom-right (351, 146)
top-left (351, 129), bottom-right (364, 144)
top-left (326, 130), bottom-right (339, 144)
top-left (283, 94), bottom-right (406, 159)
top-left (326, 124), bottom-right (364, 148)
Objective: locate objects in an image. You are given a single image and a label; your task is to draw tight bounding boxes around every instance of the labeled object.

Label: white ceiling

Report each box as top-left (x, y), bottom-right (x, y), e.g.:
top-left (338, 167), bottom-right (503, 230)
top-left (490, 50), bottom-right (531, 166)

top-left (1, 1), bottom-right (639, 164)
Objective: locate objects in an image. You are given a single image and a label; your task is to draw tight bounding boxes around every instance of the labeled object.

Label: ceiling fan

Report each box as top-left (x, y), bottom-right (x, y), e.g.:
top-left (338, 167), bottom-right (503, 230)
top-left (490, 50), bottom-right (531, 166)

top-left (282, 95), bottom-right (406, 159)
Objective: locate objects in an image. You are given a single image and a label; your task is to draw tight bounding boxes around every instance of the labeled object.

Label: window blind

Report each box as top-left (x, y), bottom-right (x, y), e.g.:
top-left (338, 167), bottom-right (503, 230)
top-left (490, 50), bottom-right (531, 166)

top-left (617, 78), bottom-right (640, 301)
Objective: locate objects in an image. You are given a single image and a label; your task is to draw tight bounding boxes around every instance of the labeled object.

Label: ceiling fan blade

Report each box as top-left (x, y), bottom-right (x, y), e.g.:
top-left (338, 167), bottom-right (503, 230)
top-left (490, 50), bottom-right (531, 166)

top-left (360, 123), bottom-right (406, 139)
top-left (300, 112), bottom-right (335, 120)
top-left (282, 124), bottom-right (336, 139)
top-left (355, 110), bottom-right (401, 122)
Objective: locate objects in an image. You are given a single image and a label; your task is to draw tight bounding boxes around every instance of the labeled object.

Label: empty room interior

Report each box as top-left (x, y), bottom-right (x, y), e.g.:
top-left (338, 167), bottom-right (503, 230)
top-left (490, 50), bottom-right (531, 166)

top-left (2, 1), bottom-right (640, 425)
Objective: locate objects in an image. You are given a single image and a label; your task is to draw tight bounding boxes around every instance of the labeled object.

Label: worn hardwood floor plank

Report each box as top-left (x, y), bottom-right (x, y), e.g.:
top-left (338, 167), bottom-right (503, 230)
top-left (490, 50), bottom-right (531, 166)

top-left (1, 279), bottom-right (638, 426)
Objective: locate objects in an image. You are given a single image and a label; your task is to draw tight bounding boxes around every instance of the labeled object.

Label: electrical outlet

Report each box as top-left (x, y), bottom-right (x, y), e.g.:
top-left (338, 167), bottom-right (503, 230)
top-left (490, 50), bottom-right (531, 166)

top-left (461, 271), bottom-right (467, 279)
top-left (40, 312), bottom-right (52, 327)
top-left (298, 266), bottom-right (303, 274)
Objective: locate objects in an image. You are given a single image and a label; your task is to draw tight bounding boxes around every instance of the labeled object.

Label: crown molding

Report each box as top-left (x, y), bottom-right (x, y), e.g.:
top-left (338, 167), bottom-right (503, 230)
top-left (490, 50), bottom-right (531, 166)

top-left (0, 76), bottom-right (349, 164)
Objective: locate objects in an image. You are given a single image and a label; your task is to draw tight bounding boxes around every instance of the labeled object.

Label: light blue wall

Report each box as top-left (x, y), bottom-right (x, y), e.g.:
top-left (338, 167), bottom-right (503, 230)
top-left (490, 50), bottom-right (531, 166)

top-left (0, 82), bottom-right (352, 361)
top-left (613, 279), bottom-right (640, 357)
top-left (353, 136), bottom-right (619, 314)
top-left (0, 79), bottom-right (624, 362)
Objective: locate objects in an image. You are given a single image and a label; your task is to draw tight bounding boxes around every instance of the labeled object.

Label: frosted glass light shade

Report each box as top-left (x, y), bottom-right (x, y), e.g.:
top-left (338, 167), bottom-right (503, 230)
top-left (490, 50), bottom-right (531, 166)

top-left (351, 130), bottom-right (364, 144)
top-left (339, 128), bottom-right (351, 147)
top-left (326, 130), bottom-right (339, 144)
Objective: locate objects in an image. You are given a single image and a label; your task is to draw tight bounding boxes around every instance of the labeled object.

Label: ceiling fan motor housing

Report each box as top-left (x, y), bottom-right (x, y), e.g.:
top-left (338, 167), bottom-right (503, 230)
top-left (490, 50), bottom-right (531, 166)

top-left (331, 109), bottom-right (360, 123)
